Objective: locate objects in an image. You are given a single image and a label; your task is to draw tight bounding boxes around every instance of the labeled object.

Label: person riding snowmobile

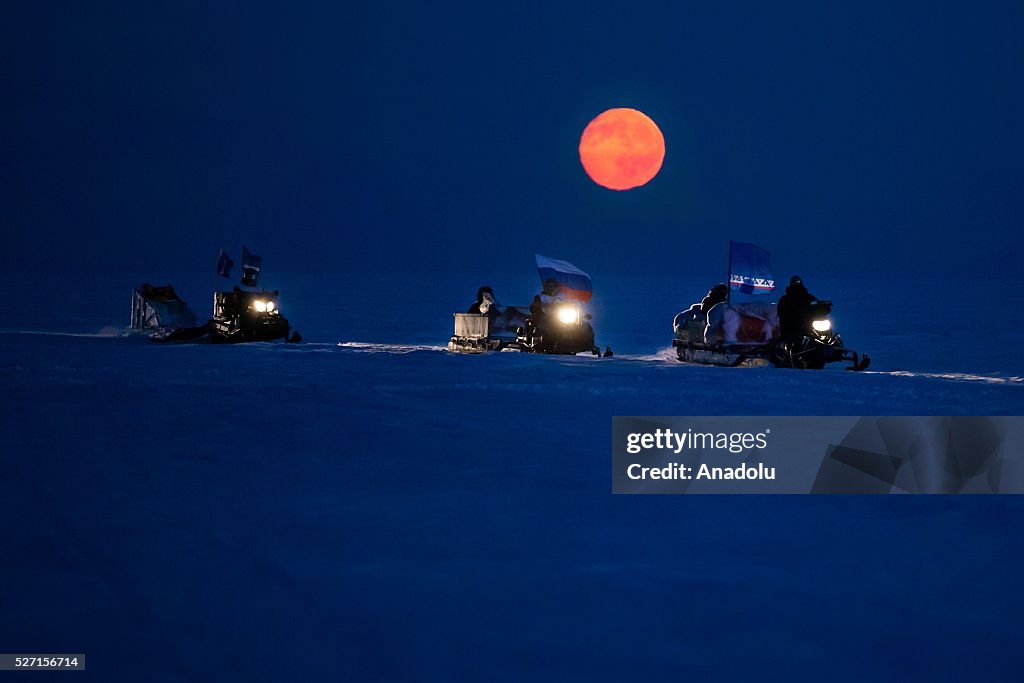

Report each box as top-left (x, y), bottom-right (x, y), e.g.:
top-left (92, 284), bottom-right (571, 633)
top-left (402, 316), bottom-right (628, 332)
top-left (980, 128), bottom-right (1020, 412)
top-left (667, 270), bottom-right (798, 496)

top-left (777, 276), bottom-right (818, 338)
top-left (531, 279), bottom-right (565, 332)
top-left (700, 283), bottom-right (729, 313)
top-left (529, 295), bottom-right (549, 329)
top-left (539, 278), bottom-right (564, 305)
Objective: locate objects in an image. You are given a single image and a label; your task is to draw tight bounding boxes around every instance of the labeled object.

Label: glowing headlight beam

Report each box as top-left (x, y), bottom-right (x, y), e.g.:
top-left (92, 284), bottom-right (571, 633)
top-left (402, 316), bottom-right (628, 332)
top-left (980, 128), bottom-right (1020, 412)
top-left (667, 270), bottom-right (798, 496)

top-left (812, 319), bottom-right (831, 332)
top-left (253, 300), bottom-right (268, 312)
top-left (267, 301), bottom-right (275, 312)
top-left (557, 305), bottom-right (580, 324)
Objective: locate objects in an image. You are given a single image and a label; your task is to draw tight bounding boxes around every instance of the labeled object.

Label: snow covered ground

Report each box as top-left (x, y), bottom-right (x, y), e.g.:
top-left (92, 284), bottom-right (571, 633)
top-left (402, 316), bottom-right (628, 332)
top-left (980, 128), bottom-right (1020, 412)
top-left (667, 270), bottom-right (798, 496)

top-left (2, 271), bottom-right (1023, 680)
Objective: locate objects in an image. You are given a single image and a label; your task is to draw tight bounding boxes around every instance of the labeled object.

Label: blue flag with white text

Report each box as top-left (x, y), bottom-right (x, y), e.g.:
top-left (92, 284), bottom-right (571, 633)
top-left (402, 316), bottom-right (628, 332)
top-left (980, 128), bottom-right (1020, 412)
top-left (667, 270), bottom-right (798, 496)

top-left (729, 241), bottom-right (775, 296)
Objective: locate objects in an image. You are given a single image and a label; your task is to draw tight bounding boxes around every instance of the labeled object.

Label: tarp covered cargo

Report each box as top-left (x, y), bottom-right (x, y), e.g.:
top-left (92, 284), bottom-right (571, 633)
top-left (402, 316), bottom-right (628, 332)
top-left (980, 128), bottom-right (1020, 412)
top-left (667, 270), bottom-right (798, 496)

top-left (675, 301), bottom-right (779, 345)
top-left (704, 301), bottom-right (779, 345)
top-left (130, 284), bottom-right (198, 333)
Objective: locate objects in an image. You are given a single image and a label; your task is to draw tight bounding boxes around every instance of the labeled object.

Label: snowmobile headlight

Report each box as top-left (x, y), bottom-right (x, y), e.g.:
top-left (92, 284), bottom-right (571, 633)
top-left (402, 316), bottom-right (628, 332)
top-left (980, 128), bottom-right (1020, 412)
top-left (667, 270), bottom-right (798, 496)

top-left (812, 319), bottom-right (831, 332)
top-left (557, 305), bottom-right (579, 325)
top-left (253, 300), bottom-right (268, 312)
top-left (266, 301), bottom-right (276, 312)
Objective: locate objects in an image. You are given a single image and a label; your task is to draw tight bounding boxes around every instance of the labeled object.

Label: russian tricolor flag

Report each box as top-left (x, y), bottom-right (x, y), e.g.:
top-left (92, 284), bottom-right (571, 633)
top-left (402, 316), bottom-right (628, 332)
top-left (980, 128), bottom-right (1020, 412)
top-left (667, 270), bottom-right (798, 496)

top-left (535, 254), bottom-right (593, 303)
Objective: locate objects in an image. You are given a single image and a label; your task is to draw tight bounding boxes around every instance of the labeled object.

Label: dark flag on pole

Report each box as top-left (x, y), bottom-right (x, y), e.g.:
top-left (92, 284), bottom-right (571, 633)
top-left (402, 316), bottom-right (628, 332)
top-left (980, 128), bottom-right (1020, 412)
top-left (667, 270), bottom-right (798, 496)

top-left (240, 246), bottom-right (262, 287)
top-left (216, 249), bottom-right (234, 278)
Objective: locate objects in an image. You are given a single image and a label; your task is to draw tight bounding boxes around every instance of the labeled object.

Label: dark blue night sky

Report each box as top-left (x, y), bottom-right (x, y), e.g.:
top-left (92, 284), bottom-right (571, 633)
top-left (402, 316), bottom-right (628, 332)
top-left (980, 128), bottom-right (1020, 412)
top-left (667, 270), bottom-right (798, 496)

top-left (4, 2), bottom-right (1021, 276)
top-left (4, 6), bottom-right (1024, 680)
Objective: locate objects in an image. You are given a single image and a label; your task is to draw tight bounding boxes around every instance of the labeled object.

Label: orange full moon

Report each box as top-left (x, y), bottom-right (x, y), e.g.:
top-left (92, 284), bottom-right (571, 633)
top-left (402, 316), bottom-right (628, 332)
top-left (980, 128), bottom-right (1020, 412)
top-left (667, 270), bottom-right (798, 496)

top-left (579, 108), bottom-right (665, 191)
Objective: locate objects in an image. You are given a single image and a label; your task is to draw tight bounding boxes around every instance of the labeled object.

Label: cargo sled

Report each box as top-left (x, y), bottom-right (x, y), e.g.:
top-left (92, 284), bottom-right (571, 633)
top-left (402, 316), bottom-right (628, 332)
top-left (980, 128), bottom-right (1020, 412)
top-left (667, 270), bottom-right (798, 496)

top-left (448, 313), bottom-right (498, 353)
top-left (673, 301), bottom-right (775, 368)
top-left (130, 284), bottom-right (209, 342)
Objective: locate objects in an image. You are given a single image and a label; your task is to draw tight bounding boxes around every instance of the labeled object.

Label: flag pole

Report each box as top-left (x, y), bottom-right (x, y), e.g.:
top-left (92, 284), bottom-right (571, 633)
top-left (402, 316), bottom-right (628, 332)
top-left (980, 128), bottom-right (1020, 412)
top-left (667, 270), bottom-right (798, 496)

top-left (214, 249), bottom-right (224, 319)
top-left (726, 239), bottom-right (732, 305)
top-left (213, 250), bottom-right (220, 318)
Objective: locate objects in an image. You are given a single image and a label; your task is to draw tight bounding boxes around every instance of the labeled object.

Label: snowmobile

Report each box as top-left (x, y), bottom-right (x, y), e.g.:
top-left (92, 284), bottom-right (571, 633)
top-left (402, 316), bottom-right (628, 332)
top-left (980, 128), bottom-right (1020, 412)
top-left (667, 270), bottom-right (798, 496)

top-left (208, 289), bottom-right (294, 343)
top-left (512, 302), bottom-right (605, 355)
top-left (768, 301), bottom-right (870, 370)
top-left (672, 299), bottom-right (869, 371)
top-left (448, 301), bottom-right (608, 356)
